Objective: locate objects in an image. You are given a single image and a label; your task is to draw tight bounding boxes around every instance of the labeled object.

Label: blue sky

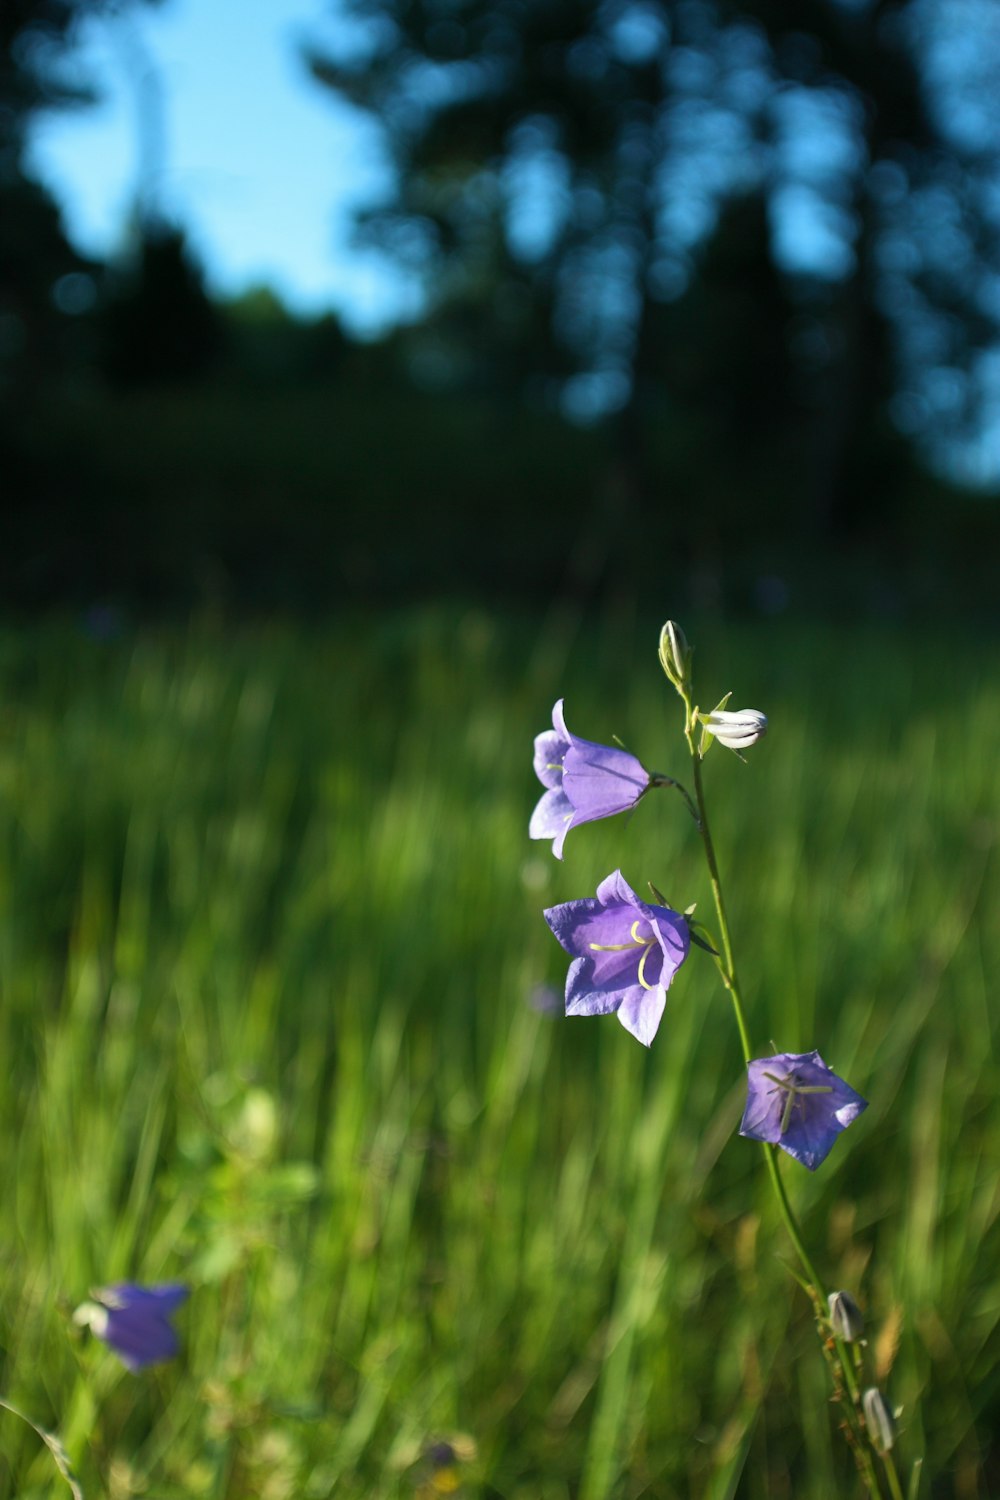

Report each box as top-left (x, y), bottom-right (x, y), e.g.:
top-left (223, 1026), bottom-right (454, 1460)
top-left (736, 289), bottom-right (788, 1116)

top-left (20, 0), bottom-right (1000, 481)
top-left (28, 0), bottom-right (863, 339)
top-left (26, 1), bottom-right (877, 331)
top-left (26, 0), bottom-right (419, 334)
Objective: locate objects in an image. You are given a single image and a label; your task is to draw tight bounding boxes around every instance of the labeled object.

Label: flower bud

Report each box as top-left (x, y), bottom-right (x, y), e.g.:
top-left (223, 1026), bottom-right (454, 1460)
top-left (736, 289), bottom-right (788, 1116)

top-left (862, 1388), bottom-right (897, 1453)
top-left (827, 1290), bottom-right (864, 1342)
top-left (658, 620), bottom-right (692, 693)
top-left (702, 708), bottom-right (767, 751)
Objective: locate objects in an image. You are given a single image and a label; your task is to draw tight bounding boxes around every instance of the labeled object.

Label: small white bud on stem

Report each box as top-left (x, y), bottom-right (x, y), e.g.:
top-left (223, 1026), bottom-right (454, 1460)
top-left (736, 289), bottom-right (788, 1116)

top-left (702, 708), bottom-right (768, 751)
top-left (862, 1387), bottom-right (897, 1453)
top-left (827, 1290), bottom-right (864, 1342)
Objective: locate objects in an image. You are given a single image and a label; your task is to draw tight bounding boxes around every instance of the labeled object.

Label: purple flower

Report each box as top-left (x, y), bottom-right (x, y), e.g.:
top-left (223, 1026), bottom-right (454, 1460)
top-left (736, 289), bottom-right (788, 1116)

top-left (527, 981), bottom-right (562, 1015)
top-left (530, 700), bottom-right (650, 859)
top-left (544, 870), bottom-right (690, 1046)
top-left (739, 1051), bottom-right (867, 1170)
top-left (75, 1283), bottom-right (189, 1371)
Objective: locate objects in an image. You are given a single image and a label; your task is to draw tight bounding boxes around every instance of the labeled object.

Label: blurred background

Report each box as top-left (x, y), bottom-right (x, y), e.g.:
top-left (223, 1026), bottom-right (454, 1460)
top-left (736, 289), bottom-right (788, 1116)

top-left (3, 5), bottom-right (1000, 1498)
top-left (3, 0), bottom-right (1000, 620)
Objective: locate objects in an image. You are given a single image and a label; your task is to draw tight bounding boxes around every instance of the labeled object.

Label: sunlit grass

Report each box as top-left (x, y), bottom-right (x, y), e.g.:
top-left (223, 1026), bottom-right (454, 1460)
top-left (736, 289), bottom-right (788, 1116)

top-left (0, 609), bottom-right (997, 1498)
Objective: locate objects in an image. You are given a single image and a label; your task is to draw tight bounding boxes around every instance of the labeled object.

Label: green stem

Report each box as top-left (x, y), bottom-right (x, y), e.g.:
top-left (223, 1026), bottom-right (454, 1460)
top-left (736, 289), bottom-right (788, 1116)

top-left (882, 1454), bottom-right (906, 1500)
top-left (684, 711), bottom-right (825, 1287)
top-left (689, 745), bottom-right (752, 1065)
top-left (680, 692), bottom-right (885, 1497)
top-left (760, 1145), bottom-right (825, 1297)
top-left (0, 1397), bottom-right (84, 1499)
top-left (692, 747), bottom-right (831, 1299)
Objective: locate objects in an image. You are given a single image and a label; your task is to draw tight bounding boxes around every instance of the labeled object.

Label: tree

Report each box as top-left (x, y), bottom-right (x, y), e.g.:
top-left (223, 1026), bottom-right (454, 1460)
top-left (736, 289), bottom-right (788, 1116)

top-left (0, 0), bottom-right (165, 395)
top-left (101, 220), bottom-right (223, 387)
top-left (725, 0), bottom-right (1000, 520)
top-left (308, 0), bottom-right (1000, 564)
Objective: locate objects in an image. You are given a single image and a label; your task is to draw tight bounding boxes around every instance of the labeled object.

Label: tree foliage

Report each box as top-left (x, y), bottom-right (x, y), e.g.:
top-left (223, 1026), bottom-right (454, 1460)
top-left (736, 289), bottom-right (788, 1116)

top-left (309, 0), bottom-right (1000, 530)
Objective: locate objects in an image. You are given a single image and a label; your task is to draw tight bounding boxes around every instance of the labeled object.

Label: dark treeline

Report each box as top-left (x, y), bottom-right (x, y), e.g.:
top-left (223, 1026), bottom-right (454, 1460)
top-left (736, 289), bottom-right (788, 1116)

top-left (3, 0), bottom-right (1000, 618)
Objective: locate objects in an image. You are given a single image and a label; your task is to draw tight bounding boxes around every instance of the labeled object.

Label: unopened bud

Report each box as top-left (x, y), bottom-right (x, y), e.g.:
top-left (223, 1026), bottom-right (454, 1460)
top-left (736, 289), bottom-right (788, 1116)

top-left (658, 620), bottom-right (692, 693)
top-left (827, 1290), bottom-right (864, 1342)
top-left (702, 708), bottom-right (767, 751)
top-left (862, 1388), bottom-right (897, 1453)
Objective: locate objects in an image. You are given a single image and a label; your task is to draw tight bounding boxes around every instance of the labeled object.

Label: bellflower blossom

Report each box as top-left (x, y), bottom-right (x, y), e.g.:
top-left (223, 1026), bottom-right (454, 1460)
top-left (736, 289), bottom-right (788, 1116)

top-left (530, 700), bottom-right (650, 859)
top-left (739, 1051), bottom-right (867, 1170)
top-left (544, 870), bottom-right (690, 1046)
top-left (74, 1282), bottom-right (189, 1371)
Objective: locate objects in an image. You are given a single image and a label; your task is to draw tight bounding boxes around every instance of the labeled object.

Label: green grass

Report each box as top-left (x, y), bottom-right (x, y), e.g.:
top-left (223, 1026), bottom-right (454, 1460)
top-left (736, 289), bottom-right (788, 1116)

top-left (0, 608), bottom-right (997, 1498)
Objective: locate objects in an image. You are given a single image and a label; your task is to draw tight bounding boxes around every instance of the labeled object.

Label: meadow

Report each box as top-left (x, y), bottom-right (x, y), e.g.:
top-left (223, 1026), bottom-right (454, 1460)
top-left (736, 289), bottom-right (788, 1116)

top-left (0, 606), bottom-right (997, 1499)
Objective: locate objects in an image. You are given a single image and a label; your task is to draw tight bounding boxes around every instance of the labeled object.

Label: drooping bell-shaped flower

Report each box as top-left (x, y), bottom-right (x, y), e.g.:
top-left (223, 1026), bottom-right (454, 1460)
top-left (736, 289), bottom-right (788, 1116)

top-left (530, 701), bottom-right (651, 859)
top-left (544, 870), bottom-right (690, 1046)
top-left (739, 1051), bottom-right (867, 1170)
top-left (74, 1283), bottom-right (189, 1371)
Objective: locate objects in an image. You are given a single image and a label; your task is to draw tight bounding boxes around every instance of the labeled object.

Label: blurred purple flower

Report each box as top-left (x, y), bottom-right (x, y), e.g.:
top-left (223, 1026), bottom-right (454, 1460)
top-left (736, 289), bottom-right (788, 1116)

top-left (527, 982), bottom-right (562, 1015)
top-left (544, 870), bottom-right (689, 1046)
top-left (76, 1283), bottom-right (189, 1371)
top-left (739, 1051), bottom-right (867, 1170)
top-left (530, 700), bottom-right (650, 859)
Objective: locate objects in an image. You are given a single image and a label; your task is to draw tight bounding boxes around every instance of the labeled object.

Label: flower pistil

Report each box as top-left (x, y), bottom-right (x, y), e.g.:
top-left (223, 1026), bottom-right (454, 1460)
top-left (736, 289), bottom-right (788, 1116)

top-left (763, 1067), bottom-right (835, 1134)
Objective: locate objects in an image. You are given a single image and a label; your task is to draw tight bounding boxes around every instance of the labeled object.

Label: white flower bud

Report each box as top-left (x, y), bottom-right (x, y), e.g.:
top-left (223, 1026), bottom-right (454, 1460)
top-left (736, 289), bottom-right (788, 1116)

top-left (827, 1290), bottom-right (864, 1342)
top-left (862, 1388), bottom-right (897, 1453)
top-left (703, 708), bottom-right (767, 751)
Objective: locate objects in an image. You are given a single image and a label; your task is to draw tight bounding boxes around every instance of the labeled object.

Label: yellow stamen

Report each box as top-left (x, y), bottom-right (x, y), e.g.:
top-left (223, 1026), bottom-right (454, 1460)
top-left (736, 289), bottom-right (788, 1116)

top-left (637, 942), bottom-right (659, 990)
top-left (590, 921), bottom-right (655, 956)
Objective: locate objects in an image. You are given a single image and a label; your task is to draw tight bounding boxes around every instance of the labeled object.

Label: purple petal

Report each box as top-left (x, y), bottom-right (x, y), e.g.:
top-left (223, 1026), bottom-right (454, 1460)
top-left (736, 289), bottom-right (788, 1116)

top-left (94, 1283), bottom-right (189, 1371)
top-left (533, 726), bottom-right (568, 791)
top-left (104, 1307), bottom-right (181, 1370)
top-left (617, 984), bottom-right (666, 1046)
top-left (98, 1283), bottom-right (189, 1313)
top-left (739, 1074), bottom-right (784, 1141)
top-left (650, 910), bottom-right (691, 978)
top-left (529, 785), bottom-right (574, 858)
top-left (594, 869), bottom-right (643, 910)
top-left (562, 737), bottom-right (649, 822)
top-left (544, 893), bottom-right (605, 956)
top-left (546, 874), bottom-right (644, 961)
top-left (565, 956), bottom-right (629, 1016)
top-left (564, 946), bottom-right (645, 1012)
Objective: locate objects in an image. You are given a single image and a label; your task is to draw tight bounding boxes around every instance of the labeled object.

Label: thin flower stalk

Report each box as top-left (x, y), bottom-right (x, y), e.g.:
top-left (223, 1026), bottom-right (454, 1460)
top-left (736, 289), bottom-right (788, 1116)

top-left (532, 624), bottom-right (912, 1497)
top-left (675, 671), bottom-right (904, 1499)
